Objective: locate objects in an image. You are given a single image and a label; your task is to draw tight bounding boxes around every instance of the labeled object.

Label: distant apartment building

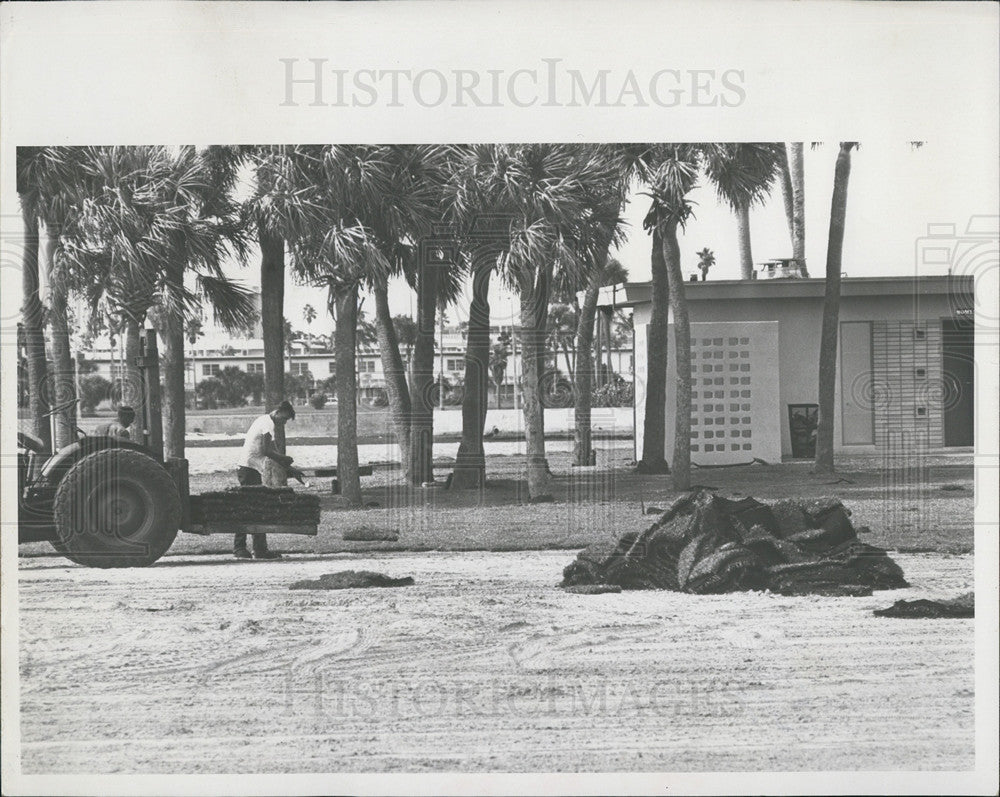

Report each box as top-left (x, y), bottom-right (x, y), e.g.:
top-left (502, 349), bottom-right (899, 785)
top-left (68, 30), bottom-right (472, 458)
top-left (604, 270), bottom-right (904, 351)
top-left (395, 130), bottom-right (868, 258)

top-left (79, 325), bottom-right (635, 406)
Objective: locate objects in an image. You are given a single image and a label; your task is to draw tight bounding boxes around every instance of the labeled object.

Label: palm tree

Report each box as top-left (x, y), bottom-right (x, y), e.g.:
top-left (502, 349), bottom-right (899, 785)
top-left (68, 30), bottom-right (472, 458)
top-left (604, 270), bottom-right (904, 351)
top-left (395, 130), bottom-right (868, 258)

top-left (244, 145), bottom-right (319, 462)
top-left (280, 145), bottom-right (446, 499)
top-left (186, 317), bottom-right (204, 400)
top-left (444, 145), bottom-right (517, 489)
top-left (696, 247), bottom-right (715, 281)
top-left (61, 146), bottom-right (255, 459)
top-left (777, 144), bottom-right (795, 252)
top-left (787, 142), bottom-right (808, 276)
top-left (573, 256), bottom-right (628, 466)
top-left (546, 303), bottom-right (578, 380)
top-left (489, 332), bottom-right (510, 409)
top-left (445, 144), bottom-right (624, 495)
top-left (17, 149), bottom-right (52, 450)
top-left (156, 145), bottom-right (252, 460)
top-left (16, 147), bottom-right (93, 450)
top-left (814, 142), bottom-right (858, 474)
top-left (506, 145), bottom-right (622, 499)
top-left (704, 143), bottom-right (782, 280)
top-left (642, 145), bottom-right (701, 489)
top-left (302, 303), bottom-right (317, 343)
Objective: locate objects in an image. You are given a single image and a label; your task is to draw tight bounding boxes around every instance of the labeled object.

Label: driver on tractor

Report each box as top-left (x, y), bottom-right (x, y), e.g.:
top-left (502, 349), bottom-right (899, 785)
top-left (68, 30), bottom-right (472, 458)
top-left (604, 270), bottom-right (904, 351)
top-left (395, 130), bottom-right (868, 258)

top-left (95, 405), bottom-right (136, 440)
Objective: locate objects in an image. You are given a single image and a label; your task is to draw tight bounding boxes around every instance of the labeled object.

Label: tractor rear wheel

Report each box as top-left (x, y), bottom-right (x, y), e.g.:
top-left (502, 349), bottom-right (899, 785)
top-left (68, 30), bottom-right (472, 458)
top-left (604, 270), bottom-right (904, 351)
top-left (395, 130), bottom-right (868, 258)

top-left (53, 448), bottom-right (180, 568)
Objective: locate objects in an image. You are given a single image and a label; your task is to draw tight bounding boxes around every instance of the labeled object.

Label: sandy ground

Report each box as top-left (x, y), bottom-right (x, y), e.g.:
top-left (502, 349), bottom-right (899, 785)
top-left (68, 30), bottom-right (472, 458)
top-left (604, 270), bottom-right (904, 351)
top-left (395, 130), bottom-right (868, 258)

top-left (17, 550), bottom-right (973, 773)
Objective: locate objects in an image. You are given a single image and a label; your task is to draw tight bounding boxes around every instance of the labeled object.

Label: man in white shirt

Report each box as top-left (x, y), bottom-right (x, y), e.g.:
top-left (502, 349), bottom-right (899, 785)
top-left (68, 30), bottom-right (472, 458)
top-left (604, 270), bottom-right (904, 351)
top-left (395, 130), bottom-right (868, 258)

top-left (234, 400), bottom-right (299, 560)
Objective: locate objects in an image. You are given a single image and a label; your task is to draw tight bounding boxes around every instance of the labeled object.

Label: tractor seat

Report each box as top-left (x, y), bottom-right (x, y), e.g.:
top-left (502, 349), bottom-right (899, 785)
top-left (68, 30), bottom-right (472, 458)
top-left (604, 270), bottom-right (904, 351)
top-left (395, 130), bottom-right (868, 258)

top-left (17, 432), bottom-right (47, 454)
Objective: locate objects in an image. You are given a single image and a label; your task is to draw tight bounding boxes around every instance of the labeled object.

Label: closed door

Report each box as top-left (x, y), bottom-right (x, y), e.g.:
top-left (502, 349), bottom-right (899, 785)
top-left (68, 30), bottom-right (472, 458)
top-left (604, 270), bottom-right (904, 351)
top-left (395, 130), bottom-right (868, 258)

top-left (942, 318), bottom-right (974, 446)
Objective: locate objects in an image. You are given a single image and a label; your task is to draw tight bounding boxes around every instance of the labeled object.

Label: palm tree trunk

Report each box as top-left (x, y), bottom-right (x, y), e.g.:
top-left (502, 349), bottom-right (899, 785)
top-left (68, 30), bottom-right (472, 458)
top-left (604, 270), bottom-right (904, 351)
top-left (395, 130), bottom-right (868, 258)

top-left (778, 145), bottom-right (795, 248)
top-left (638, 228), bottom-right (670, 473)
top-left (661, 218), bottom-right (692, 490)
top-left (123, 317), bottom-right (143, 412)
top-left (160, 258), bottom-right (186, 460)
top-left (573, 275), bottom-right (601, 466)
top-left (408, 262), bottom-right (438, 484)
top-left (372, 281), bottom-right (412, 472)
top-left (737, 202), bottom-right (754, 280)
top-left (22, 206), bottom-right (51, 451)
top-left (452, 257), bottom-right (493, 489)
top-left (259, 223), bottom-right (287, 461)
top-left (533, 262), bottom-right (554, 459)
top-left (603, 310), bottom-right (614, 380)
top-left (814, 142), bottom-right (854, 475)
top-left (520, 280), bottom-right (553, 499)
top-left (788, 142), bottom-right (808, 276)
top-left (335, 283), bottom-right (362, 504)
top-left (44, 226), bottom-right (76, 449)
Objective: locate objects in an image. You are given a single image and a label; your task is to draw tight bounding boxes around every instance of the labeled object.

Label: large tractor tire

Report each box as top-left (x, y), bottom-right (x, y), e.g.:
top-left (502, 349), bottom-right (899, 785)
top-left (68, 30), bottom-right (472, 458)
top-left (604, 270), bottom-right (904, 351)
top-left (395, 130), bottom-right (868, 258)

top-left (53, 448), bottom-right (181, 568)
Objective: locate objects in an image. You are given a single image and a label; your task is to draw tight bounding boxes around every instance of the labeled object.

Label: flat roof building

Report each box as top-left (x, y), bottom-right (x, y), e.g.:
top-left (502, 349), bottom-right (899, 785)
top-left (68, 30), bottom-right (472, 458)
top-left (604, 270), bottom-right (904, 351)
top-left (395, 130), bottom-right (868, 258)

top-left (600, 275), bottom-right (975, 464)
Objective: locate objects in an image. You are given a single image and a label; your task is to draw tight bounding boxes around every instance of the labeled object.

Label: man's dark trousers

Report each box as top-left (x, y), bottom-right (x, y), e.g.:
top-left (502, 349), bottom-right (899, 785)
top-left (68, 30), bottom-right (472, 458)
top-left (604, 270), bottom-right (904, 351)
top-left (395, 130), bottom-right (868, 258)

top-left (234, 466), bottom-right (269, 553)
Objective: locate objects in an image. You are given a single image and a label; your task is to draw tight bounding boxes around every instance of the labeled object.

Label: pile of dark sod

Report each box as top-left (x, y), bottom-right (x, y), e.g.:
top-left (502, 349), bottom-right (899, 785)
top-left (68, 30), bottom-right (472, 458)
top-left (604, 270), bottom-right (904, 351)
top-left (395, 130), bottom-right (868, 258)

top-left (561, 489), bottom-right (908, 597)
top-left (190, 486), bottom-right (320, 525)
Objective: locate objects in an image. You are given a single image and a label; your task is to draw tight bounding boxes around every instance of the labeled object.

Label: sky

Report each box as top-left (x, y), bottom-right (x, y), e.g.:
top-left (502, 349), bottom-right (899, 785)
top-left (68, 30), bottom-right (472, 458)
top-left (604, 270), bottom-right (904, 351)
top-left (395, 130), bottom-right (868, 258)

top-left (214, 141), bottom-right (998, 335)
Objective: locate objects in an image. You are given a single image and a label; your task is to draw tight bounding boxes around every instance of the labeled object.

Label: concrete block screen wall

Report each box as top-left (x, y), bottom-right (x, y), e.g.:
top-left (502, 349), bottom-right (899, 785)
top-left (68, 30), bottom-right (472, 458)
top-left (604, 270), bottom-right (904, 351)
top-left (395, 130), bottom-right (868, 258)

top-left (633, 320), bottom-right (781, 466)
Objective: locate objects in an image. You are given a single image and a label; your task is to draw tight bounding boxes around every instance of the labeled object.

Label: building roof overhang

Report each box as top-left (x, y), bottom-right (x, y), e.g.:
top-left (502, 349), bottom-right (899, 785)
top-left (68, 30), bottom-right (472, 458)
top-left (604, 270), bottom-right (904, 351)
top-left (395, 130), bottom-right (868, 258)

top-left (594, 274), bottom-right (974, 309)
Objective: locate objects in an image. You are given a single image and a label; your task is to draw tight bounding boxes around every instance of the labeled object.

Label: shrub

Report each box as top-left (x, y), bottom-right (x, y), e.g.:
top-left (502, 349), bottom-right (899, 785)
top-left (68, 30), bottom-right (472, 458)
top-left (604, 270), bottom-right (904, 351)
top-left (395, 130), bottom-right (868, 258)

top-left (592, 378), bottom-right (634, 407)
top-left (309, 393), bottom-right (328, 410)
top-left (79, 374), bottom-right (112, 415)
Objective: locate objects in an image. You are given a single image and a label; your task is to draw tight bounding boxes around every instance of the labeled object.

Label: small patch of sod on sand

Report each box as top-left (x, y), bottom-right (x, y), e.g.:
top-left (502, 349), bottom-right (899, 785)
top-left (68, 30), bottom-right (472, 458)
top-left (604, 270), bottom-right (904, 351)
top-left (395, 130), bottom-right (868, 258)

top-left (289, 571), bottom-right (414, 590)
top-left (342, 526), bottom-right (400, 542)
top-left (874, 592), bottom-right (974, 618)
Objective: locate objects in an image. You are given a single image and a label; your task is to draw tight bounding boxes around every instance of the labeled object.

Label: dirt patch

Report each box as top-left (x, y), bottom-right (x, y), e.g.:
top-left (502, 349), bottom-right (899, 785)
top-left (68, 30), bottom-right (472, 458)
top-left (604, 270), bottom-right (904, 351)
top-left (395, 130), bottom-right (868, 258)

top-left (16, 551), bottom-right (973, 773)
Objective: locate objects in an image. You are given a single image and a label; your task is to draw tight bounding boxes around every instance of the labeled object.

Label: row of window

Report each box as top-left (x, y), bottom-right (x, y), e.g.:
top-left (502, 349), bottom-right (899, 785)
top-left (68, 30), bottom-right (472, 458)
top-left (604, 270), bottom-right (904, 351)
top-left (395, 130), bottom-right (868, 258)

top-left (696, 350), bottom-right (750, 359)
top-left (696, 337), bottom-right (750, 347)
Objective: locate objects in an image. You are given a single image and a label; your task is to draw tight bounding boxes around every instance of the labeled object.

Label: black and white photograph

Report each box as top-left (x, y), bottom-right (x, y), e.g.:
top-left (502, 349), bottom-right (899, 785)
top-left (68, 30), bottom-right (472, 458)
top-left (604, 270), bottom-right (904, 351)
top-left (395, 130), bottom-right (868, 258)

top-left (1, 3), bottom-right (998, 796)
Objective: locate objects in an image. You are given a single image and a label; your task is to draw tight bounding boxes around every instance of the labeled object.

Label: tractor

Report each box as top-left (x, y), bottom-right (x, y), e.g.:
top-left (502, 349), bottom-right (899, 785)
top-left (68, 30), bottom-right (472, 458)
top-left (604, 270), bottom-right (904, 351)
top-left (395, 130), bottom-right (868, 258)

top-left (17, 330), bottom-right (315, 568)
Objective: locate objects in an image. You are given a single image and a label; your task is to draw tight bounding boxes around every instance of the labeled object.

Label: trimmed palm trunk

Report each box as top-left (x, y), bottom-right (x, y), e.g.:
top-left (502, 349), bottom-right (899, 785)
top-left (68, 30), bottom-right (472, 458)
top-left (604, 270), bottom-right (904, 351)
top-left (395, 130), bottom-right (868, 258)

top-left (520, 276), bottom-right (553, 499)
top-left (408, 263), bottom-right (438, 484)
top-left (160, 257), bottom-right (186, 460)
top-left (778, 145), bottom-right (795, 247)
top-left (788, 142), bottom-right (808, 277)
top-left (573, 274), bottom-right (602, 466)
top-left (335, 283), bottom-right (363, 504)
top-left (372, 280), bottom-right (411, 472)
top-left (533, 262), bottom-right (553, 450)
top-left (45, 228), bottom-right (77, 449)
top-left (259, 223), bottom-right (286, 460)
top-left (814, 143), bottom-right (854, 474)
top-left (661, 218), bottom-right (692, 490)
top-left (21, 205), bottom-right (50, 451)
top-left (603, 309), bottom-right (614, 379)
top-left (452, 254), bottom-right (493, 489)
top-left (736, 202), bottom-right (754, 280)
top-left (123, 317), bottom-right (143, 411)
top-left (638, 228), bottom-right (670, 473)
